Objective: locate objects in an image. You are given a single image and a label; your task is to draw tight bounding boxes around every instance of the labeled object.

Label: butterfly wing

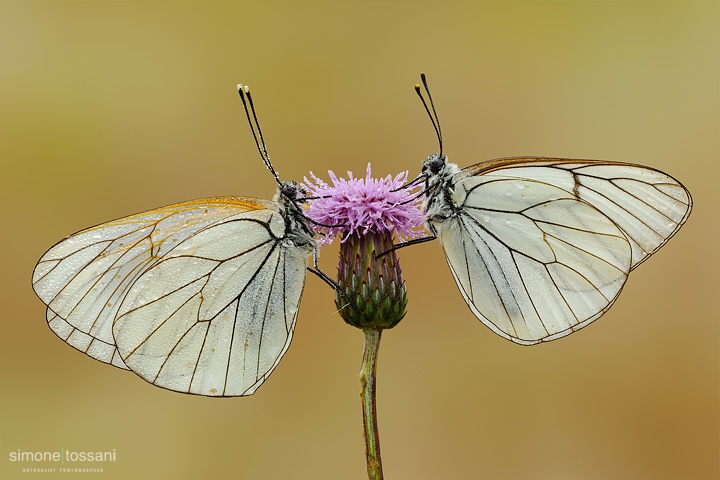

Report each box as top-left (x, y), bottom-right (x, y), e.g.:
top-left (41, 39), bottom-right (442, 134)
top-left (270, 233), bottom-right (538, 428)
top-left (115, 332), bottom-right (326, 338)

top-left (32, 197), bottom-right (269, 362)
top-left (33, 196), bottom-right (311, 396)
top-left (438, 158), bottom-right (691, 345)
top-left (46, 309), bottom-right (129, 370)
top-left (466, 157), bottom-right (693, 269)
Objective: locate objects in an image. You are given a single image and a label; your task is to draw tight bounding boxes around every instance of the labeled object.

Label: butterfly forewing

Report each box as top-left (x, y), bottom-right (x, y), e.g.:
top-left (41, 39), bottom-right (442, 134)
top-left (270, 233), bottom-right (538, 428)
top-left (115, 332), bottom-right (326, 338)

top-left (32, 197), bottom-right (267, 352)
top-left (33, 196), bottom-right (310, 396)
top-left (436, 157), bottom-right (691, 344)
top-left (473, 158), bottom-right (693, 268)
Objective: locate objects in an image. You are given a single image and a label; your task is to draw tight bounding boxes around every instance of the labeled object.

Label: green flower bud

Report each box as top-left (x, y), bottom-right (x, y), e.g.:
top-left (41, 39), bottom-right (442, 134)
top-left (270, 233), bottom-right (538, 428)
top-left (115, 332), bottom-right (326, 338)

top-left (336, 231), bottom-right (407, 329)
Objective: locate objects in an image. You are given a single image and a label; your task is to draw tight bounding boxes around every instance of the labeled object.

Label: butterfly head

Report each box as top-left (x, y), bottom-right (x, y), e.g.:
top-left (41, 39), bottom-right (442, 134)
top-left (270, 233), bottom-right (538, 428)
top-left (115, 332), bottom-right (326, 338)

top-left (278, 180), bottom-right (308, 203)
top-left (422, 152), bottom-right (448, 177)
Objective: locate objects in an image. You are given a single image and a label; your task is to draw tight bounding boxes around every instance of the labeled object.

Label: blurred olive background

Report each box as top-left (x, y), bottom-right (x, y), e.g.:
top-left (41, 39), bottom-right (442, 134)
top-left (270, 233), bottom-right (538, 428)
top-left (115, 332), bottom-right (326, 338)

top-left (1, 2), bottom-right (718, 479)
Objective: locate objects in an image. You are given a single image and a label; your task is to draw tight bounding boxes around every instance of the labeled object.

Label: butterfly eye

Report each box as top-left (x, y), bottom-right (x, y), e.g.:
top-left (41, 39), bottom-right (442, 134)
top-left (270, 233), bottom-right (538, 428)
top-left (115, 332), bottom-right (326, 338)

top-left (280, 181), bottom-right (299, 200)
top-left (423, 153), bottom-right (446, 176)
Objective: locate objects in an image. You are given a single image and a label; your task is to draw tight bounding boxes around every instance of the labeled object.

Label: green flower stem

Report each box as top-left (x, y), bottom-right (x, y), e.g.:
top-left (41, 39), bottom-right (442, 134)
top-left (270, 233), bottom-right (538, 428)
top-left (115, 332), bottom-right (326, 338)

top-left (360, 328), bottom-right (383, 480)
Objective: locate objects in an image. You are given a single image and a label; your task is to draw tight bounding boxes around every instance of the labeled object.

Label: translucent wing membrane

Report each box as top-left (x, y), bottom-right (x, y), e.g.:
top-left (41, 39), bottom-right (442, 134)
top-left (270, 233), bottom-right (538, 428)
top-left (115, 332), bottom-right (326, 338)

top-left (440, 158), bottom-right (691, 345)
top-left (468, 158), bottom-right (693, 269)
top-left (113, 216), bottom-right (308, 396)
top-left (46, 309), bottom-right (128, 370)
top-left (33, 197), bottom-right (268, 349)
top-left (33, 196), bottom-right (310, 396)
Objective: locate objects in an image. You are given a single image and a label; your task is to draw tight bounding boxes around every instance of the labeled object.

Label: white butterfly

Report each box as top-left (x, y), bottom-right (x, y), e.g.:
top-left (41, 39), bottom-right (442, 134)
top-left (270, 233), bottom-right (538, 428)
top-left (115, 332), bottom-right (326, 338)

top-left (32, 85), bottom-right (325, 396)
top-left (411, 74), bottom-right (692, 345)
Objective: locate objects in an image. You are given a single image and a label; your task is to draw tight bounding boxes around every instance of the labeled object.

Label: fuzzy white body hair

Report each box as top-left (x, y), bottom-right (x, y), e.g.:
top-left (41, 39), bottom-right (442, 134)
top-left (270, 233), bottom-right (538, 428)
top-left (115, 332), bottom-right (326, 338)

top-left (422, 156), bottom-right (463, 229)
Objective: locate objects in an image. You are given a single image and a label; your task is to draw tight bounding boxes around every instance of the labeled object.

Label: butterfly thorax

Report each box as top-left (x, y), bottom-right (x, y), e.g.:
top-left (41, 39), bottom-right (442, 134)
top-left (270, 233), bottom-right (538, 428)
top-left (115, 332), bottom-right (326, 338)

top-left (423, 155), bottom-right (463, 224)
top-left (275, 181), bottom-right (316, 252)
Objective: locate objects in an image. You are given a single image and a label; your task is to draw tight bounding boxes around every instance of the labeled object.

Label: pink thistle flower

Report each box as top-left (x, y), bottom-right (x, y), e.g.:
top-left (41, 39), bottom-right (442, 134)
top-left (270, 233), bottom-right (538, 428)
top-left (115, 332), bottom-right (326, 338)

top-left (303, 163), bottom-right (425, 331)
top-left (303, 163), bottom-right (426, 245)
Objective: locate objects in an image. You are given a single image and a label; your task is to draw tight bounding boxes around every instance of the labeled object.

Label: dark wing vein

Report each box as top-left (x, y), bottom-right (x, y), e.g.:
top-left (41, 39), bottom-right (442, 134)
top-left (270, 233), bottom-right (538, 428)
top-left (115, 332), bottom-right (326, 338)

top-left (187, 320), bottom-right (212, 392)
top-left (222, 301), bottom-right (241, 396)
top-left (609, 179), bottom-right (678, 223)
top-left (578, 181), bottom-right (660, 236)
top-left (460, 214), bottom-right (526, 337)
top-left (64, 238), bottom-right (155, 331)
top-left (124, 275), bottom-right (210, 359)
top-left (544, 264), bottom-right (580, 324)
top-left (533, 219), bottom-right (626, 239)
top-left (228, 241), bottom-right (282, 396)
top-left (542, 230), bottom-right (626, 275)
top-left (256, 249), bottom-right (282, 382)
top-left (512, 251), bottom-right (549, 336)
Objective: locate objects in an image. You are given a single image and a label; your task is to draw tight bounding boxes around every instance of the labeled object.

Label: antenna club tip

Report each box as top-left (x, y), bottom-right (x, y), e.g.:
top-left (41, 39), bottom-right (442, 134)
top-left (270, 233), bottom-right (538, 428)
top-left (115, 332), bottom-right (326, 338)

top-left (415, 84), bottom-right (421, 89)
top-left (236, 84), bottom-right (249, 93)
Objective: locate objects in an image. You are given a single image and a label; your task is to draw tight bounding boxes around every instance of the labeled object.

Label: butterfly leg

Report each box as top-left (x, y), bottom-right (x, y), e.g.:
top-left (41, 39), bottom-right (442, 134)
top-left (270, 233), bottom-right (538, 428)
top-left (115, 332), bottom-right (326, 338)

top-left (307, 247), bottom-right (361, 316)
top-left (308, 247), bottom-right (340, 290)
top-left (307, 267), bottom-right (362, 316)
top-left (306, 246), bottom-right (345, 293)
top-left (307, 267), bottom-right (341, 290)
top-left (376, 222), bottom-right (438, 258)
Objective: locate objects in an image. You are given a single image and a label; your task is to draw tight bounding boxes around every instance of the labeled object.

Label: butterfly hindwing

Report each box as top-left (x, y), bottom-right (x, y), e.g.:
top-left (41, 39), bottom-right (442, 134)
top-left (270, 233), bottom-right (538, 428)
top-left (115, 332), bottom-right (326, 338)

top-left (112, 209), bottom-right (309, 396)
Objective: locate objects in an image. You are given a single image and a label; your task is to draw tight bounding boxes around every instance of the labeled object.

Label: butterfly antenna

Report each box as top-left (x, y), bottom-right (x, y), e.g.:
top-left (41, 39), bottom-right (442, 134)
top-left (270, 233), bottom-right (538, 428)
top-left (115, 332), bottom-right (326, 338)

top-left (416, 72), bottom-right (443, 158)
top-left (237, 84), bottom-right (282, 185)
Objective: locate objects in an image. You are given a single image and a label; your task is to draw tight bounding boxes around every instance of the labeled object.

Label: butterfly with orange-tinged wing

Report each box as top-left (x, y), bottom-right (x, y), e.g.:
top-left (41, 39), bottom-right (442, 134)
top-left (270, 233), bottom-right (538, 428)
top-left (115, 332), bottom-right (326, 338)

top-left (32, 85), bottom-right (325, 396)
top-left (405, 74), bottom-right (692, 345)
